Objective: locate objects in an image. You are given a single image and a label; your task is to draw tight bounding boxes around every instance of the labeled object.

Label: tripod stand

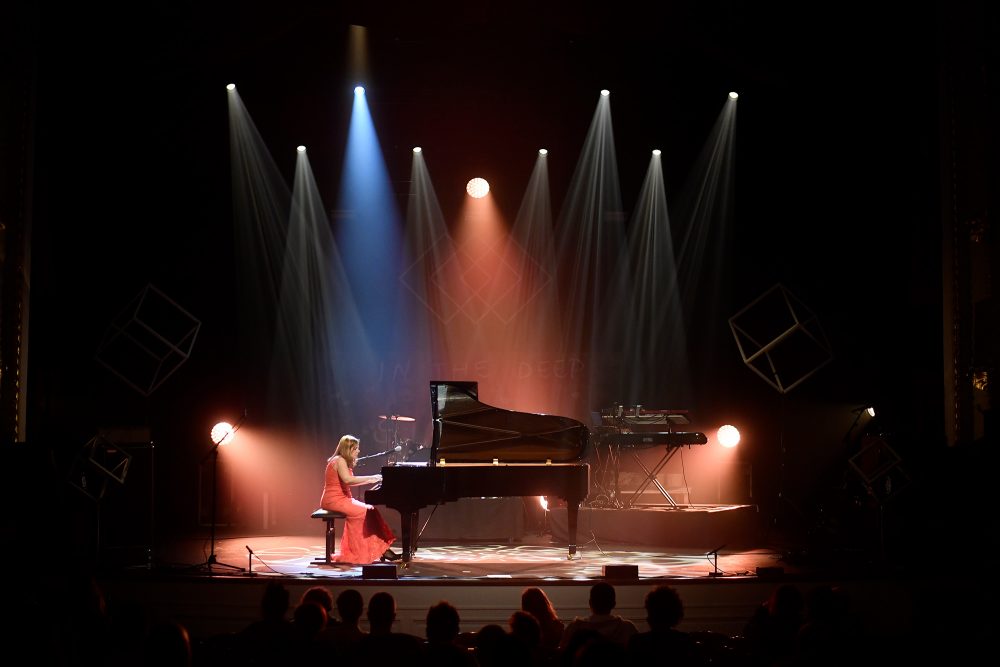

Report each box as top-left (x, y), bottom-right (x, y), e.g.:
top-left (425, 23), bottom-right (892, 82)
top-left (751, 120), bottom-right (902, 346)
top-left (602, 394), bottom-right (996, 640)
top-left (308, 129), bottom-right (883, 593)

top-left (191, 417), bottom-right (246, 574)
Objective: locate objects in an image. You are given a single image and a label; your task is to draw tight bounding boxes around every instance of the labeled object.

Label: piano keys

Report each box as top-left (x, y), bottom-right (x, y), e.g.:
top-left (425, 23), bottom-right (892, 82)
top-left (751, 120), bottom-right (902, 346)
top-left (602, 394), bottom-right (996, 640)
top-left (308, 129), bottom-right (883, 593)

top-left (365, 381), bottom-right (590, 563)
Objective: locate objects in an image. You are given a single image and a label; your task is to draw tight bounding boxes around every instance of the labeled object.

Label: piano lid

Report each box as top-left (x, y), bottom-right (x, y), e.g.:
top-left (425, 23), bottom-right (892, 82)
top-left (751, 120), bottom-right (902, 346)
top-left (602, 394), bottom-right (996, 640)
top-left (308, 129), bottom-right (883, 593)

top-left (430, 380), bottom-right (588, 463)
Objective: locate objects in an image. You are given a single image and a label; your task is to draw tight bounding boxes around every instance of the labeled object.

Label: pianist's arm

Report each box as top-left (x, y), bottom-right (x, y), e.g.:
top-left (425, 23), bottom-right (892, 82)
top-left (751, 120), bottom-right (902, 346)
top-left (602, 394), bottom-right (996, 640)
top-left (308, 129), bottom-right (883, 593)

top-left (334, 456), bottom-right (382, 487)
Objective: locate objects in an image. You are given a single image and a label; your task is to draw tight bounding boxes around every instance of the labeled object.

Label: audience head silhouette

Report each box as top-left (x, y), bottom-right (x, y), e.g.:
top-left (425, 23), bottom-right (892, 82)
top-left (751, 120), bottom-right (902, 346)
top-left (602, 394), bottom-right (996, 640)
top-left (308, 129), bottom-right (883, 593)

top-left (425, 600), bottom-right (461, 642)
top-left (522, 586), bottom-right (559, 622)
top-left (367, 591), bottom-right (397, 633)
top-left (509, 609), bottom-right (542, 648)
top-left (589, 582), bottom-right (616, 615)
top-left (644, 585), bottom-right (684, 630)
top-left (300, 586), bottom-right (334, 616)
top-left (337, 588), bottom-right (364, 625)
top-left (293, 601), bottom-right (327, 638)
top-left (260, 582), bottom-right (290, 621)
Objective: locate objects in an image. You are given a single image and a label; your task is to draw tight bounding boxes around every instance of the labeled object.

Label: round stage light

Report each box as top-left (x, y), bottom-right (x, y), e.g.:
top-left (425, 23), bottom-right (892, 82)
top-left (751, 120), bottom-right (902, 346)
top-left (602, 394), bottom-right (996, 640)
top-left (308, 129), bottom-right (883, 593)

top-left (600, 89), bottom-right (610, 97)
top-left (297, 145), bottom-right (306, 153)
top-left (413, 146), bottom-right (422, 153)
top-left (354, 85), bottom-right (365, 96)
top-left (652, 149), bottom-right (661, 156)
top-left (729, 91), bottom-right (739, 99)
top-left (717, 425), bottom-right (740, 448)
top-left (466, 177), bottom-right (490, 198)
top-left (539, 148), bottom-right (548, 156)
top-left (212, 422), bottom-right (236, 446)
top-left (226, 83), bottom-right (236, 91)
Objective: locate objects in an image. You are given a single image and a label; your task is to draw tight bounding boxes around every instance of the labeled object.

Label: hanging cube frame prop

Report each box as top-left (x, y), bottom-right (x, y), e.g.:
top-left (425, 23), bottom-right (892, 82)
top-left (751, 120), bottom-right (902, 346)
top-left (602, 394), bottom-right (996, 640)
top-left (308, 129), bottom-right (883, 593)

top-left (68, 433), bottom-right (132, 502)
top-left (96, 284), bottom-right (200, 396)
top-left (848, 435), bottom-right (911, 502)
top-left (729, 283), bottom-right (833, 394)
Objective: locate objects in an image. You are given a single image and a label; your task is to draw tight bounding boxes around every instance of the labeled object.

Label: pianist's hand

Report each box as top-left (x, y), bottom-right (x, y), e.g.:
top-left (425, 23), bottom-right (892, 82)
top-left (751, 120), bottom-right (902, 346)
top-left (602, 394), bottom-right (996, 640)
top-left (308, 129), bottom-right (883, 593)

top-left (370, 473), bottom-right (382, 484)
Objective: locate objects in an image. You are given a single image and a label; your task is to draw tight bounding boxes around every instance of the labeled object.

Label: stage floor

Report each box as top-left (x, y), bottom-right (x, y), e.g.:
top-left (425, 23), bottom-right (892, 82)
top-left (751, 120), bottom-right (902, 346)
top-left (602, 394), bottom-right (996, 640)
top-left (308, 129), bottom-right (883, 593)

top-left (88, 504), bottom-right (950, 653)
top-left (154, 533), bottom-right (789, 581)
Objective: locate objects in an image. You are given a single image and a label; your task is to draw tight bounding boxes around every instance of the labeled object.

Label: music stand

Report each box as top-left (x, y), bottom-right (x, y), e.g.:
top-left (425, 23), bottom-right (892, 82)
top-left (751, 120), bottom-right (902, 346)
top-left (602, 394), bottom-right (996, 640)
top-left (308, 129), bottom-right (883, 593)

top-left (190, 415), bottom-right (246, 574)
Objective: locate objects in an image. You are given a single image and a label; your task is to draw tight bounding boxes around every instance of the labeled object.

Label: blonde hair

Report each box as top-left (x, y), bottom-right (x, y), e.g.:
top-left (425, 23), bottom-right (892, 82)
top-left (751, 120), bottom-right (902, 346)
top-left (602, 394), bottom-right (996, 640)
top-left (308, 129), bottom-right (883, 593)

top-left (333, 434), bottom-right (360, 468)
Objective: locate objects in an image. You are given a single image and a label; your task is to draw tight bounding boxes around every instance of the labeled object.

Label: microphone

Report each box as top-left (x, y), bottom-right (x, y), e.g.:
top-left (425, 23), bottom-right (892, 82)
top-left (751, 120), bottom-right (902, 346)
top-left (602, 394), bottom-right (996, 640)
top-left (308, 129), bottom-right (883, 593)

top-left (357, 445), bottom-right (402, 461)
top-left (245, 545), bottom-right (254, 554)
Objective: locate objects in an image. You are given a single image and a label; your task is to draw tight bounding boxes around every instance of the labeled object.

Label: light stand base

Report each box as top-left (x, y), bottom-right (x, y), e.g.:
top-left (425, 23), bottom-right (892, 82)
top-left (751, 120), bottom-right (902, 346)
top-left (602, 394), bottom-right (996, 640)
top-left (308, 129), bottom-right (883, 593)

top-left (189, 553), bottom-right (245, 574)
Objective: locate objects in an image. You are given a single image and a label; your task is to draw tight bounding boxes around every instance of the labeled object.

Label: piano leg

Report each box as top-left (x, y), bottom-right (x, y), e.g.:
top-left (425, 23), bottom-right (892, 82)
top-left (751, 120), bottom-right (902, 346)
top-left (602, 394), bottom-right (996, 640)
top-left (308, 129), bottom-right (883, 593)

top-left (566, 502), bottom-right (579, 560)
top-left (400, 510), bottom-right (417, 563)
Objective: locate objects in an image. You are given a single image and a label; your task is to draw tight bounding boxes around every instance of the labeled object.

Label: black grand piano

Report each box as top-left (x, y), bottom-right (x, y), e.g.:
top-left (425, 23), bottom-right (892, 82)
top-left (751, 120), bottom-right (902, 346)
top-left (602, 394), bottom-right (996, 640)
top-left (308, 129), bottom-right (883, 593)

top-left (365, 381), bottom-right (590, 563)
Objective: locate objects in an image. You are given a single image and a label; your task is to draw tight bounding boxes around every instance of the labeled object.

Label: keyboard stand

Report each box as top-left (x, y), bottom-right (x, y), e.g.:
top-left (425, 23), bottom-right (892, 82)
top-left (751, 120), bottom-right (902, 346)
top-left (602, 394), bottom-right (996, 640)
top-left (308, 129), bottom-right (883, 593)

top-left (625, 446), bottom-right (682, 508)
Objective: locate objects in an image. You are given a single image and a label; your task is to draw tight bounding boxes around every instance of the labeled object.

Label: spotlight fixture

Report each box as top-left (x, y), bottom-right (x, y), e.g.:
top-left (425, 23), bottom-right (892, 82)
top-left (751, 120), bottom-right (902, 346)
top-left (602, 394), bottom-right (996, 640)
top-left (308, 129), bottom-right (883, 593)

top-left (211, 422), bottom-right (236, 446)
top-left (296, 145), bottom-right (306, 153)
top-left (354, 85), bottom-right (365, 95)
top-left (226, 83), bottom-right (236, 91)
top-left (539, 148), bottom-right (548, 156)
top-left (729, 91), bottom-right (739, 99)
top-left (466, 177), bottom-right (490, 198)
top-left (195, 417), bottom-right (246, 574)
top-left (413, 146), bottom-right (422, 153)
top-left (652, 149), bottom-right (661, 156)
top-left (850, 404), bottom-right (876, 417)
top-left (717, 425), bottom-right (740, 448)
top-left (600, 89), bottom-right (610, 97)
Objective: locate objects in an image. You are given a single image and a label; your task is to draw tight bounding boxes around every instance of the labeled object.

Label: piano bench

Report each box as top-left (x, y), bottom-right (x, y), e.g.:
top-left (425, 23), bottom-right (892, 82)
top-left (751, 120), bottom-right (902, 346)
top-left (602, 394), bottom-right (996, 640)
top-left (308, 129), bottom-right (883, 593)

top-left (311, 509), bottom-right (348, 565)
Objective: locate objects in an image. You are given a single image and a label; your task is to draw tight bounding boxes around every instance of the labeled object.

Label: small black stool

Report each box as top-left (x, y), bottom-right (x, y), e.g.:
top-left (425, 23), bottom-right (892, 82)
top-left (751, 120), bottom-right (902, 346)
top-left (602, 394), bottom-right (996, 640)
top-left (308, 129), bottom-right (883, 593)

top-left (311, 509), bottom-right (348, 565)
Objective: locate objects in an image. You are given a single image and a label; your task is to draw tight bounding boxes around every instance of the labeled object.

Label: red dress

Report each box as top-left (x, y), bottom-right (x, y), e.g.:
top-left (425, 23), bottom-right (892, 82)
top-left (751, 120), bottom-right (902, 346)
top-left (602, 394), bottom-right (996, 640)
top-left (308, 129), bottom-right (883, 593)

top-left (320, 456), bottom-right (396, 563)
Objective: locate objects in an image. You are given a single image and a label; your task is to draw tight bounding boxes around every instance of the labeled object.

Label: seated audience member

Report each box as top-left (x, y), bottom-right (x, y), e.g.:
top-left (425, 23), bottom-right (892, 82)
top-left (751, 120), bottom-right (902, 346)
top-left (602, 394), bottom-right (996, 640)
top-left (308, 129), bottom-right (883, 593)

top-left (509, 610), bottom-right (546, 665)
top-left (236, 581), bottom-right (295, 664)
top-left (324, 588), bottom-right (367, 653)
top-left (299, 586), bottom-right (338, 626)
top-left (475, 623), bottom-right (530, 667)
top-left (423, 600), bottom-right (478, 666)
top-left (742, 583), bottom-right (804, 665)
top-left (355, 591), bottom-right (423, 664)
top-left (560, 582), bottom-right (638, 650)
top-left (626, 585), bottom-right (696, 666)
top-left (521, 586), bottom-right (565, 655)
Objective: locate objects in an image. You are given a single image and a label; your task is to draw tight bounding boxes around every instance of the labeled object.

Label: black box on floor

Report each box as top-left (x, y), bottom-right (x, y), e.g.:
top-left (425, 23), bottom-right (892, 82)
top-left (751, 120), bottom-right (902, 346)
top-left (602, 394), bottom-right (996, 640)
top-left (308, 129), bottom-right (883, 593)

top-left (602, 564), bottom-right (639, 579)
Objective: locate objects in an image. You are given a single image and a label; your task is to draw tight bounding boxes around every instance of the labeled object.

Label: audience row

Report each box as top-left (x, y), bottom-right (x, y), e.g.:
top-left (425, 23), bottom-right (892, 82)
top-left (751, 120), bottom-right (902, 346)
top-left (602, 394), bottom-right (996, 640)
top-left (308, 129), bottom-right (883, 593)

top-left (66, 576), bottom-right (869, 666)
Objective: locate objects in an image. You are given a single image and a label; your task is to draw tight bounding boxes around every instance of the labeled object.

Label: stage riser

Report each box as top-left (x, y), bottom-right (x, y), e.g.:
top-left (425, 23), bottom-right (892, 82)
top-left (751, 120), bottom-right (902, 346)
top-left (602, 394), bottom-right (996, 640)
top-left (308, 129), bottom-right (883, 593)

top-left (549, 506), bottom-right (761, 549)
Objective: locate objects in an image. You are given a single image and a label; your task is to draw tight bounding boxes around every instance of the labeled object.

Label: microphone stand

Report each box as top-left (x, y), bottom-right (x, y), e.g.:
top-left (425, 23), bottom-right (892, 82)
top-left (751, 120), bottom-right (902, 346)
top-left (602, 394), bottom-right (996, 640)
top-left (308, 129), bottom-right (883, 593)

top-left (357, 445), bottom-right (403, 461)
top-left (245, 545), bottom-right (256, 576)
top-left (707, 544), bottom-right (725, 577)
top-left (191, 412), bottom-right (248, 575)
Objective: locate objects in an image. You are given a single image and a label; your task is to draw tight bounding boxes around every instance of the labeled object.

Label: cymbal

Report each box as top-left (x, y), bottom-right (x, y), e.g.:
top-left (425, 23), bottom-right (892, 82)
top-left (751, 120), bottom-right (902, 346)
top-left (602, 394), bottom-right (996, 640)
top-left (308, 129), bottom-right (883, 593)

top-left (378, 414), bottom-right (415, 422)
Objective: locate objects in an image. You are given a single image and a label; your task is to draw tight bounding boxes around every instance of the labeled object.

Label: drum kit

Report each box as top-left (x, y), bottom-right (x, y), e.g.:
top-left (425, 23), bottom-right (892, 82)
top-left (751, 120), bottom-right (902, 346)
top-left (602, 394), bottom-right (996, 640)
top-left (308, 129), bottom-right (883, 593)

top-left (376, 414), bottom-right (423, 464)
